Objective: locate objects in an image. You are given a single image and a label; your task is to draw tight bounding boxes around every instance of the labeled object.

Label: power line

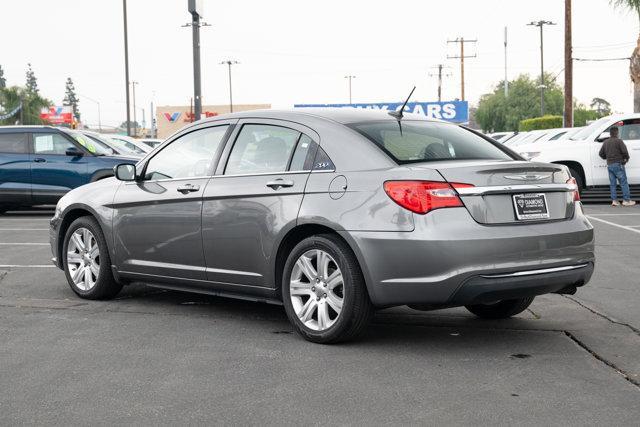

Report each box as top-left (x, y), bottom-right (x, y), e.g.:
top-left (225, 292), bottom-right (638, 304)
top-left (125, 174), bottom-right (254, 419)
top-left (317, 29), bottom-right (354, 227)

top-left (574, 57), bottom-right (631, 62)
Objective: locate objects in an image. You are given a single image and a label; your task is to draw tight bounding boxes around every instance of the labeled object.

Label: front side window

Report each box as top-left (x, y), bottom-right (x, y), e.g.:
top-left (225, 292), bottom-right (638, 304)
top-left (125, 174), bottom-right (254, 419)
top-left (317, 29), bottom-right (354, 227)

top-left (610, 119), bottom-right (640, 140)
top-left (33, 133), bottom-right (75, 155)
top-left (0, 133), bottom-right (28, 154)
top-left (350, 121), bottom-right (513, 164)
top-left (144, 125), bottom-right (228, 180)
top-left (225, 124), bottom-right (300, 175)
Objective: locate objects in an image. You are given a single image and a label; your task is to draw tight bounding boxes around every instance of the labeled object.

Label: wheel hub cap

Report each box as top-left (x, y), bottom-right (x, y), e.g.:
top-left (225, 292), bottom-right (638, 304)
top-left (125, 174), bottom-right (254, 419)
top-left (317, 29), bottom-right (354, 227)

top-left (289, 249), bottom-right (344, 331)
top-left (66, 227), bottom-right (100, 292)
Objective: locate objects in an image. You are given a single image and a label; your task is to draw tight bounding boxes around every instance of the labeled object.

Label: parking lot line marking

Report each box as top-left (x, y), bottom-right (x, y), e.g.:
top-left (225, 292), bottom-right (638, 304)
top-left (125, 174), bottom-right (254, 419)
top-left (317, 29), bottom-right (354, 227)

top-left (0, 243), bottom-right (49, 246)
top-left (0, 228), bottom-right (49, 231)
top-left (587, 215), bottom-right (640, 235)
top-left (587, 213), bottom-right (640, 216)
top-left (0, 265), bottom-right (56, 268)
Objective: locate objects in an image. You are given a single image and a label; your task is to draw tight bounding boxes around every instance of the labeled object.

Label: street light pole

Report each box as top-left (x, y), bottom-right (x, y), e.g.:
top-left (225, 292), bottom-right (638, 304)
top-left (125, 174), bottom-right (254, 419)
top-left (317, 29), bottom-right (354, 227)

top-left (220, 60), bottom-right (239, 112)
top-left (528, 20), bottom-right (556, 116)
top-left (78, 94), bottom-right (101, 131)
top-left (122, 0), bottom-right (131, 136)
top-left (344, 75), bottom-right (356, 104)
top-left (131, 81), bottom-right (138, 136)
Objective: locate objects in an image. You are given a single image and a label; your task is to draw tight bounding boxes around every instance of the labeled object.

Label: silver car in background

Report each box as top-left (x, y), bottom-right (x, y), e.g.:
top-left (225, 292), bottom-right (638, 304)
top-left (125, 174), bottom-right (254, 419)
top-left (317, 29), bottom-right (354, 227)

top-left (49, 109), bottom-right (594, 343)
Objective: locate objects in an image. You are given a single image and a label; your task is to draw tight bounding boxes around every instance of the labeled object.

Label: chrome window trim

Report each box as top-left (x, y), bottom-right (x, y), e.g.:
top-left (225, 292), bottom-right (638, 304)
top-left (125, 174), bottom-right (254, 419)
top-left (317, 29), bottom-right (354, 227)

top-left (126, 168), bottom-right (335, 184)
top-left (456, 183), bottom-right (576, 196)
top-left (480, 263), bottom-right (588, 279)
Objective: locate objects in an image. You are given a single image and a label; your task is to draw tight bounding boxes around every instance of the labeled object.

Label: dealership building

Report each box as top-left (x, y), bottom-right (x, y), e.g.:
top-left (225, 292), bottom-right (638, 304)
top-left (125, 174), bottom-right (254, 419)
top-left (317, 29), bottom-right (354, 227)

top-left (156, 104), bottom-right (270, 138)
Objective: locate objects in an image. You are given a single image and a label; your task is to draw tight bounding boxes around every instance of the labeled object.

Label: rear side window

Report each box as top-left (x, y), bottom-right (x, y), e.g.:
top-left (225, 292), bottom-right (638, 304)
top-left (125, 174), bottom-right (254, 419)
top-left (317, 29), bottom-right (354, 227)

top-left (0, 133), bottom-right (28, 154)
top-left (225, 124), bottom-right (300, 175)
top-left (610, 119), bottom-right (640, 140)
top-left (289, 134), bottom-right (316, 171)
top-left (350, 121), bottom-right (513, 164)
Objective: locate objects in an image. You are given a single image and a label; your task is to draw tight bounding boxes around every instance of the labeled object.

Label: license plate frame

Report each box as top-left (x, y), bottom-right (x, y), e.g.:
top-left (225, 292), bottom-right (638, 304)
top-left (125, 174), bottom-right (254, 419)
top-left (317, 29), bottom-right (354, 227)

top-left (512, 193), bottom-right (550, 220)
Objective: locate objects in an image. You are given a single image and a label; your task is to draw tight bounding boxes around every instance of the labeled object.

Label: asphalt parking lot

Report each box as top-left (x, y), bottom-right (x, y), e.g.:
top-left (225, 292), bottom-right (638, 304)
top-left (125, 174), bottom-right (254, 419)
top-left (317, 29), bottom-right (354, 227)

top-left (1, 206), bottom-right (639, 425)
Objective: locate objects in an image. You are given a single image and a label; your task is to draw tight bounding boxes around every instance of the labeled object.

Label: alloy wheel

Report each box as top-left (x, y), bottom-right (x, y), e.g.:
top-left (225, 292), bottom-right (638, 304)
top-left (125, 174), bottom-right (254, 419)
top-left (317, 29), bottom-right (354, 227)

top-left (289, 249), bottom-right (344, 331)
top-left (66, 227), bottom-right (100, 291)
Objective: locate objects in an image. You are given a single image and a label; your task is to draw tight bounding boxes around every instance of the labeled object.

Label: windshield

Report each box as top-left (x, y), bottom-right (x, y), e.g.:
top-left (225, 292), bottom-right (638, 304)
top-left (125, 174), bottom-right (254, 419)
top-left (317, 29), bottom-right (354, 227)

top-left (67, 131), bottom-right (112, 155)
top-left (350, 121), bottom-right (514, 164)
top-left (570, 117), bottom-right (610, 140)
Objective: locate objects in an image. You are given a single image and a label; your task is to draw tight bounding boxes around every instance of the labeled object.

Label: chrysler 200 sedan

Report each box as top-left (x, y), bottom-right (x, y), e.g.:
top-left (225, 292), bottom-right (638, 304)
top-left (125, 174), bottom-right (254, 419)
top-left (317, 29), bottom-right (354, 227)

top-left (49, 109), bottom-right (595, 343)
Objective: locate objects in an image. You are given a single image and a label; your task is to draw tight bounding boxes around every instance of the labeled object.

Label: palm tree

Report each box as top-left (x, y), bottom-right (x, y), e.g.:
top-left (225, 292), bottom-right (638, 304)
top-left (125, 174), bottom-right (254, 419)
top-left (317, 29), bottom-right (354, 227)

top-left (610, 0), bottom-right (640, 112)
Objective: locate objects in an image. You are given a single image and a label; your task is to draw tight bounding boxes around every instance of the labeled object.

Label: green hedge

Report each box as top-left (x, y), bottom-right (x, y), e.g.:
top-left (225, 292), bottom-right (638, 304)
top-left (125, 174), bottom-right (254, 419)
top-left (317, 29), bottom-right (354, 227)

top-left (519, 115), bottom-right (563, 132)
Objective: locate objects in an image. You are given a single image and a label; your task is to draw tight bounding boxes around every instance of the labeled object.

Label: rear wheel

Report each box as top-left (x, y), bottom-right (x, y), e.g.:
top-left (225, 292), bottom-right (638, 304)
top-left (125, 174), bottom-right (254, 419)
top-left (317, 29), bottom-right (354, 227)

top-left (282, 234), bottom-right (373, 344)
top-left (465, 297), bottom-right (534, 319)
top-left (63, 216), bottom-right (122, 300)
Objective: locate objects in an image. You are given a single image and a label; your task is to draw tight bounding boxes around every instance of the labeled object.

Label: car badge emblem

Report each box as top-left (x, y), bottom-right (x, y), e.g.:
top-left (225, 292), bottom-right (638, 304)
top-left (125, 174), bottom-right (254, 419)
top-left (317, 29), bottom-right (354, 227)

top-left (517, 199), bottom-right (525, 208)
top-left (503, 173), bottom-right (551, 181)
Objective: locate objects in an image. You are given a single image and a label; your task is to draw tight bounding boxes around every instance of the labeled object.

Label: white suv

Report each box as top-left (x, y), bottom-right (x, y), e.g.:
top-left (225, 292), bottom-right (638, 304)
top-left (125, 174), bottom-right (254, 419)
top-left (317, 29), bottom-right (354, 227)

top-left (516, 114), bottom-right (640, 189)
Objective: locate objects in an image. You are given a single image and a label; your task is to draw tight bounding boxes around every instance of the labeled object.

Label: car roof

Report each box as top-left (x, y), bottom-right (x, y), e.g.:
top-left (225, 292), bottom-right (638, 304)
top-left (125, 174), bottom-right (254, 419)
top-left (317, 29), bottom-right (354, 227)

top-left (0, 125), bottom-right (60, 132)
top-left (198, 108), bottom-right (447, 125)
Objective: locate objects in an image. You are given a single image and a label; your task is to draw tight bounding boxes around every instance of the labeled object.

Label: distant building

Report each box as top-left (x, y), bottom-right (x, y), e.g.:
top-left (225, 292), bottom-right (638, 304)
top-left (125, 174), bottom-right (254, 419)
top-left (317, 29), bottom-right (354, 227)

top-left (156, 104), bottom-right (271, 138)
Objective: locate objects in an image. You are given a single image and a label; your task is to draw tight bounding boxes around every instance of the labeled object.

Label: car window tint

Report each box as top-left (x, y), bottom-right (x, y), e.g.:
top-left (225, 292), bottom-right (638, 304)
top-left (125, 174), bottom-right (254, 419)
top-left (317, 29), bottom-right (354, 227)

top-left (33, 133), bottom-right (75, 155)
top-left (226, 124), bottom-right (300, 175)
top-left (350, 121), bottom-right (513, 164)
top-left (144, 125), bottom-right (228, 180)
top-left (0, 133), bottom-right (28, 154)
top-left (613, 119), bottom-right (640, 140)
top-left (289, 134), bottom-right (316, 171)
top-left (549, 131), bottom-right (567, 141)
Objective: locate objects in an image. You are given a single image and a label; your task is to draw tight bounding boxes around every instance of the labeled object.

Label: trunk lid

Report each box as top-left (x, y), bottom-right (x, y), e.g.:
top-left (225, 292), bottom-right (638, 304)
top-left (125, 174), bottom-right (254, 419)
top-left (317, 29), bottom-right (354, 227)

top-left (409, 160), bottom-right (575, 224)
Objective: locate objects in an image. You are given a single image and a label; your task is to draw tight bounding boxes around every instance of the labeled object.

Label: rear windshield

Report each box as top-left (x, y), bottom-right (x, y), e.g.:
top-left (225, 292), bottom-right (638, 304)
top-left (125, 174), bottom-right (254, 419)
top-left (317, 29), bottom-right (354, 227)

top-left (349, 121), bottom-right (514, 164)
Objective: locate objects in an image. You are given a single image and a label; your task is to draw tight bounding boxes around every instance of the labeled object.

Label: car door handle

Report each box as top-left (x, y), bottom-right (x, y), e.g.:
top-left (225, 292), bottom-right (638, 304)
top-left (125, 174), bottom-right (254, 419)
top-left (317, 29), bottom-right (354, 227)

top-left (176, 184), bottom-right (200, 194)
top-left (33, 158), bottom-right (46, 163)
top-left (266, 179), bottom-right (294, 190)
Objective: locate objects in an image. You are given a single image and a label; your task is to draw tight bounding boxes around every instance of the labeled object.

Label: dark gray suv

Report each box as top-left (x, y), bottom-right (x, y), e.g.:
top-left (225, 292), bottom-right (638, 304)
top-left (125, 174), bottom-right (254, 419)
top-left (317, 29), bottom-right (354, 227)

top-left (49, 109), bottom-right (594, 343)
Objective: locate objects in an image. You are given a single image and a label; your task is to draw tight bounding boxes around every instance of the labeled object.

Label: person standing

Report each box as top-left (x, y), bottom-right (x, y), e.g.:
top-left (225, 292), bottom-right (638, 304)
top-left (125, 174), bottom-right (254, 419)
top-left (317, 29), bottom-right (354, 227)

top-left (599, 126), bottom-right (636, 207)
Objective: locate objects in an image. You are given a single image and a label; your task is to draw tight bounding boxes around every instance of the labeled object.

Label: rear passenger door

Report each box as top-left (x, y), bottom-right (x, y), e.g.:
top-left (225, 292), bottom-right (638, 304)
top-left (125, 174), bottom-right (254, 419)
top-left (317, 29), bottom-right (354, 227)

top-left (202, 120), bottom-right (319, 287)
top-left (30, 131), bottom-right (88, 203)
top-left (0, 132), bottom-right (31, 206)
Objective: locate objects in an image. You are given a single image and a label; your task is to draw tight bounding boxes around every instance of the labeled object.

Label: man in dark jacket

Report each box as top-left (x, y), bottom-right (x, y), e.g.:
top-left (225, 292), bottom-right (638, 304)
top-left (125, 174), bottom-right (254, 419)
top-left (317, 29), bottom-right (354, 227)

top-left (599, 126), bottom-right (635, 206)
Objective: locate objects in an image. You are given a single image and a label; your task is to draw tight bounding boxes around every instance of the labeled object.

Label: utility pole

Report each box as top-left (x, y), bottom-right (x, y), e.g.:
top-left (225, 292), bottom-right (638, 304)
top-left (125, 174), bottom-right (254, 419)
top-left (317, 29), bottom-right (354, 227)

top-left (131, 81), bottom-right (138, 136)
top-left (184, 1), bottom-right (210, 122)
top-left (447, 37), bottom-right (477, 101)
top-left (528, 20), bottom-right (556, 116)
top-left (122, 0), bottom-right (131, 136)
top-left (344, 75), bottom-right (356, 104)
top-left (150, 101), bottom-right (155, 137)
top-left (504, 27), bottom-right (509, 97)
top-left (428, 64), bottom-right (451, 102)
top-left (220, 60), bottom-right (239, 112)
top-left (564, 0), bottom-right (573, 127)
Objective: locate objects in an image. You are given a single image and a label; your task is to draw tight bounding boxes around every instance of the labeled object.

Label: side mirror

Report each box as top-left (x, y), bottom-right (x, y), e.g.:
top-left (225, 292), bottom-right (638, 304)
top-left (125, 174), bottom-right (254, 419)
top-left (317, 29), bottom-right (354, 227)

top-left (65, 146), bottom-right (84, 156)
top-left (114, 164), bottom-right (137, 181)
top-left (596, 131), bottom-right (610, 142)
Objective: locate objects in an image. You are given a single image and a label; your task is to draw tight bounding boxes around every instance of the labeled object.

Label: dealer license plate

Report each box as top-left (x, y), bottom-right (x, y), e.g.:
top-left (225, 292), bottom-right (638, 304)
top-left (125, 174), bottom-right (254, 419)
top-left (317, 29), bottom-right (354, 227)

top-left (513, 193), bottom-right (550, 220)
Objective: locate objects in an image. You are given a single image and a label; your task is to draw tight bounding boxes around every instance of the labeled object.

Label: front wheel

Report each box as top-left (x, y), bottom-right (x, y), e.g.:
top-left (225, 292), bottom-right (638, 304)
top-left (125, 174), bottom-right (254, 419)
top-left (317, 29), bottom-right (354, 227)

top-left (62, 216), bottom-right (122, 300)
top-left (465, 297), bottom-right (534, 319)
top-left (282, 234), bottom-right (373, 344)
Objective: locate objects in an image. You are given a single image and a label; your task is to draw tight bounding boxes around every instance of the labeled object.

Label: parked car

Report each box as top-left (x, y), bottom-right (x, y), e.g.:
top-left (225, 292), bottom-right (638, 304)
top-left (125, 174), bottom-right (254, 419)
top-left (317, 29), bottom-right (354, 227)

top-left (516, 114), bottom-right (640, 189)
top-left (50, 109), bottom-right (594, 343)
top-left (104, 134), bottom-right (154, 154)
top-left (0, 126), bottom-right (138, 212)
top-left (78, 130), bottom-right (144, 158)
top-left (487, 132), bottom-right (514, 142)
top-left (142, 138), bottom-right (163, 148)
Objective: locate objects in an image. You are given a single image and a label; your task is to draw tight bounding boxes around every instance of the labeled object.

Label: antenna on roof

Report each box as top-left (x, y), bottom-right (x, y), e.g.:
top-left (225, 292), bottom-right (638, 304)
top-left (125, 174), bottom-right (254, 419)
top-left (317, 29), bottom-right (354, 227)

top-left (388, 86), bottom-right (416, 120)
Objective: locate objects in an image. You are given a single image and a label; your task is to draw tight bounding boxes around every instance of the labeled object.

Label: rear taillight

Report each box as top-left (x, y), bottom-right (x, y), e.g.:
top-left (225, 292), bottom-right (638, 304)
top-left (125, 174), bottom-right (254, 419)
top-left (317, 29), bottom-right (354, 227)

top-left (383, 181), bottom-right (472, 214)
top-left (567, 177), bottom-right (580, 202)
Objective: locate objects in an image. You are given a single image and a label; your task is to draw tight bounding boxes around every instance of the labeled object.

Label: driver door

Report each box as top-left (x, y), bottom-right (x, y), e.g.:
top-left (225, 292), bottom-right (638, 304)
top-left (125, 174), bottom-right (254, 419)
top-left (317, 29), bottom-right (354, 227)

top-left (592, 119), bottom-right (640, 185)
top-left (112, 123), bottom-right (232, 280)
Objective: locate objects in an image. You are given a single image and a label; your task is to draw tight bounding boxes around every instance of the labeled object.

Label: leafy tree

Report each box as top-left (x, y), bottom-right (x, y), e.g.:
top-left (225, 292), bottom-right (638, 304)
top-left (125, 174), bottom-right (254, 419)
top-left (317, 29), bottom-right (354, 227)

top-left (0, 86), bottom-right (51, 125)
top-left (0, 65), bottom-right (6, 89)
top-left (25, 63), bottom-right (39, 95)
top-left (574, 104), bottom-right (600, 126)
top-left (590, 97), bottom-right (611, 116)
top-left (63, 77), bottom-right (80, 121)
top-left (610, 0), bottom-right (640, 111)
top-left (118, 120), bottom-right (140, 130)
top-left (475, 73), bottom-right (564, 132)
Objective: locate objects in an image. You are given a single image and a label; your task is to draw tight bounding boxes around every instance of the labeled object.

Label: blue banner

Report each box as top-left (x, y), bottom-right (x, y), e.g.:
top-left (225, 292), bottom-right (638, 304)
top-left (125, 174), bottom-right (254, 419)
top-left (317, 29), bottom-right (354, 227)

top-left (294, 101), bottom-right (469, 123)
top-left (0, 103), bottom-right (22, 121)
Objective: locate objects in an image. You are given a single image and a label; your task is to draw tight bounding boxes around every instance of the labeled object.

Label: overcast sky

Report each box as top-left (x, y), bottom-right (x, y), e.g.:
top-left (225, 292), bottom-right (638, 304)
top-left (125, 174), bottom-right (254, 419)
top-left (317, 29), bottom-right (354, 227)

top-left (2, 0), bottom-right (639, 128)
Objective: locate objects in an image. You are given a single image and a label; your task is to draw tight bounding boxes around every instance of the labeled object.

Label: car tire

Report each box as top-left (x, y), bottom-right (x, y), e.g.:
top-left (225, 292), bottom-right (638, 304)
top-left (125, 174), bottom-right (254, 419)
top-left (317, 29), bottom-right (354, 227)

top-left (282, 234), bottom-right (374, 344)
top-left (62, 216), bottom-right (122, 300)
top-left (465, 297), bottom-right (534, 319)
top-left (568, 167), bottom-right (584, 191)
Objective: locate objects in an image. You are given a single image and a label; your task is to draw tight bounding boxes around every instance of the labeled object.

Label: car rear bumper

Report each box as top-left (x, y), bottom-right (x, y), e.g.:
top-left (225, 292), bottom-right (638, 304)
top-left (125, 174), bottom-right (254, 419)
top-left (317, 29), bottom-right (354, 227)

top-left (341, 203), bottom-right (595, 307)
